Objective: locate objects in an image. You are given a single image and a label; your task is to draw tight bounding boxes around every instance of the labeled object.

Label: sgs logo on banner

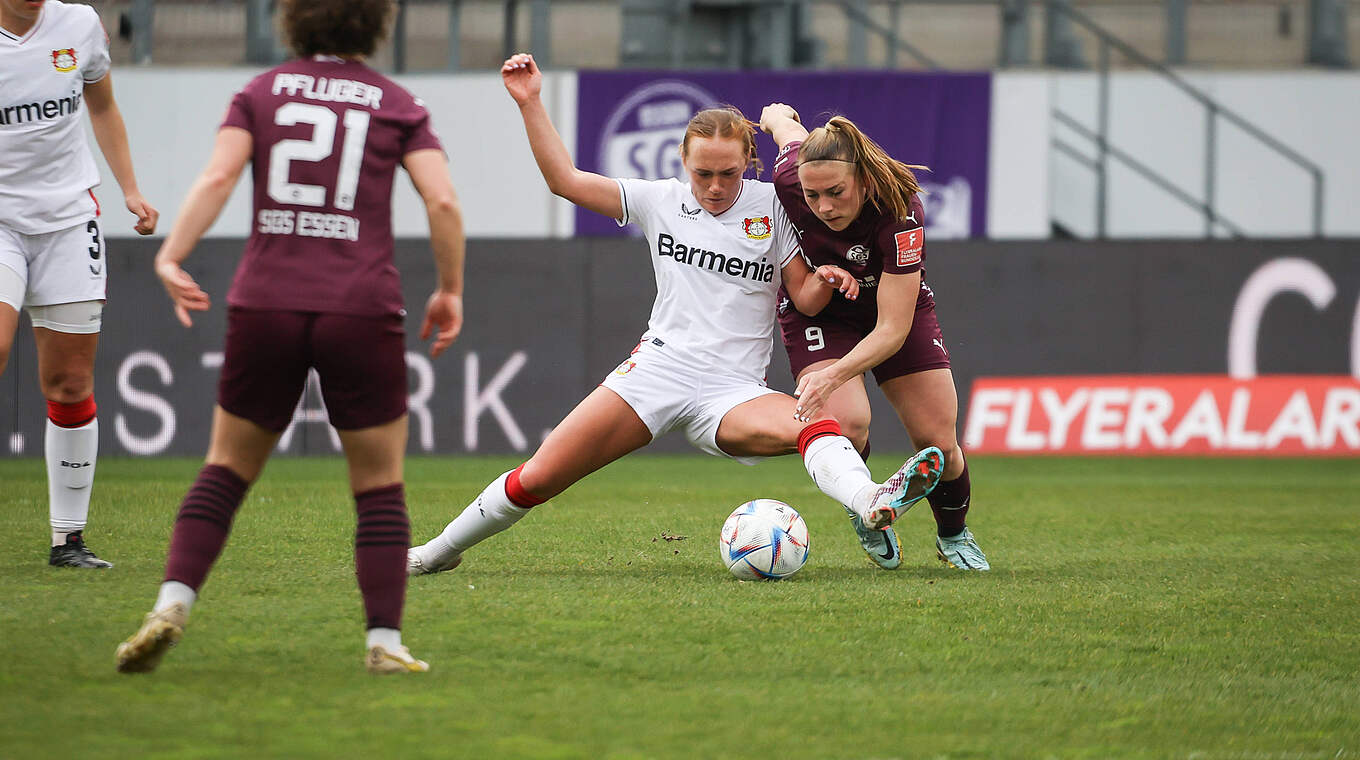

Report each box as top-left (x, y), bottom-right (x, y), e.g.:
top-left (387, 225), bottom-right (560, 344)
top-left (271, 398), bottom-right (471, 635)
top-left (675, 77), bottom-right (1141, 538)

top-left (1229, 256), bottom-right (1360, 378)
top-left (598, 80), bottom-right (718, 188)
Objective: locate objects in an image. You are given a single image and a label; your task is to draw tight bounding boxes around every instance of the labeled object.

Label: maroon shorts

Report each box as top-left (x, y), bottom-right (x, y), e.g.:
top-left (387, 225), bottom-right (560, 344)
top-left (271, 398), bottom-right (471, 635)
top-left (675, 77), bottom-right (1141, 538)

top-left (779, 299), bottom-right (951, 384)
top-left (218, 308), bottom-right (408, 432)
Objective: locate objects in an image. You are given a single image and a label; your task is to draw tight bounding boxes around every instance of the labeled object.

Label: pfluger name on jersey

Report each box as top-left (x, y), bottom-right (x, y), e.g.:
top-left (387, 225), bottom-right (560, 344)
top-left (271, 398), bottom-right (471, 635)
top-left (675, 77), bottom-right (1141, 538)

top-left (0, 92), bottom-right (82, 126)
top-left (271, 74), bottom-right (383, 109)
top-left (257, 209), bottom-right (359, 241)
top-left (656, 233), bottom-right (774, 283)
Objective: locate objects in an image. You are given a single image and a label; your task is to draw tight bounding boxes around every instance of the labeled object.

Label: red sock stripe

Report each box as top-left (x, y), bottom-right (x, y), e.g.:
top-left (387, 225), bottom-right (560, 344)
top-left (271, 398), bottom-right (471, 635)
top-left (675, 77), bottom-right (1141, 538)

top-left (796, 419), bottom-right (843, 456)
top-left (47, 396), bottom-right (97, 428)
top-left (504, 464), bottom-right (546, 508)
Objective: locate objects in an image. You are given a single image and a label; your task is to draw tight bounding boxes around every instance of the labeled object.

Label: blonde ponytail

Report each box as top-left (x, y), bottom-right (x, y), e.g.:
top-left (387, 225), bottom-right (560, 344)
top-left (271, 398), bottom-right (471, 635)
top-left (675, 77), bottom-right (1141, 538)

top-left (800, 115), bottom-right (927, 222)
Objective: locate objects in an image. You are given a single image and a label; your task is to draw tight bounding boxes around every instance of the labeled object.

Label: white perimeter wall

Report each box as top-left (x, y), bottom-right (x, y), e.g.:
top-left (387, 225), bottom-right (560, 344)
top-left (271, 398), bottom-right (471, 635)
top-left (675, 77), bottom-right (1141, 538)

top-left (1045, 70), bottom-right (1360, 239)
top-left (91, 68), bottom-right (1357, 240)
top-left (88, 69), bottom-right (577, 239)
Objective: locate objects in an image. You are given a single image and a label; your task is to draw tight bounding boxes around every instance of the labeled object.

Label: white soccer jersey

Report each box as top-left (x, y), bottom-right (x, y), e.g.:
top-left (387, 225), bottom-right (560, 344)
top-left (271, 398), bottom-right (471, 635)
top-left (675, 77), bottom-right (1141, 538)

top-left (0, 0), bottom-right (110, 234)
top-left (617, 177), bottom-right (801, 383)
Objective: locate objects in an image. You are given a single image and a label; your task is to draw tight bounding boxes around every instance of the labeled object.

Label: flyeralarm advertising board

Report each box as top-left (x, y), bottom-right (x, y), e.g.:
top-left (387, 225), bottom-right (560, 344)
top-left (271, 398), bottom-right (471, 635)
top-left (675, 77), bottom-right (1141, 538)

top-left (964, 375), bottom-right (1359, 455)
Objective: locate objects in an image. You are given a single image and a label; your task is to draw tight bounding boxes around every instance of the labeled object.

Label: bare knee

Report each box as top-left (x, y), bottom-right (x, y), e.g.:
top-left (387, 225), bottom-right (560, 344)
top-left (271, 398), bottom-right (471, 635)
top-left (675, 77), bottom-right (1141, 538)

top-left (827, 414), bottom-right (869, 452)
top-left (40, 369), bottom-right (93, 403)
top-left (918, 440), bottom-right (964, 479)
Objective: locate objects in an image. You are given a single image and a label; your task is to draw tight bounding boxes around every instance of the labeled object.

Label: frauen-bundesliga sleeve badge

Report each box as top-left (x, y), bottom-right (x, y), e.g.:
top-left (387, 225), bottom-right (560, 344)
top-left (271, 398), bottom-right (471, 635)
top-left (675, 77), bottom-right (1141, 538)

top-left (743, 216), bottom-right (772, 240)
top-left (894, 228), bottom-right (923, 267)
top-left (51, 49), bottom-right (79, 72)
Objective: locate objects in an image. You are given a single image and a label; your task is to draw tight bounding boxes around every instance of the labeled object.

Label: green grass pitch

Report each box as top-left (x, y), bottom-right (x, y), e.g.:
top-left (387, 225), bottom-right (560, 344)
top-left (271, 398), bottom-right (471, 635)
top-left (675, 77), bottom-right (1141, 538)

top-left (1, 455), bottom-right (1357, 759)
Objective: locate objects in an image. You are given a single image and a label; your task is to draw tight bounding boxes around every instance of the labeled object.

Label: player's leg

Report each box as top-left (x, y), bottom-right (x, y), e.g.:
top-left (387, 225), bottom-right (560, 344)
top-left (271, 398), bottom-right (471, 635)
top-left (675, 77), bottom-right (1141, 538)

top-left (32, 318), bottom-right (109, 568)
top-left (116, 407), bottom-right (282, 673)
top-left (335, 416), bottom-right (428, 674)
top-left (118, 309), bottom-right (305, 673)
top-left (22, 220), bottom-right (110, 566)
top-left (310, 311), bottom-right (427, 673)
top-left (409, 385), bottom-right (653, 575)
top-left (879, 368), bottom-right (988, 571)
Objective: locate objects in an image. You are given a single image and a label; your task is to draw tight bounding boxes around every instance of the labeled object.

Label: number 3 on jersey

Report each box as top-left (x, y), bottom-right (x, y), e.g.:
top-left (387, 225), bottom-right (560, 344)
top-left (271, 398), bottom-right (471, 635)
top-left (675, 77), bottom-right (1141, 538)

top-left (268, 103), bottom-right (370, 210)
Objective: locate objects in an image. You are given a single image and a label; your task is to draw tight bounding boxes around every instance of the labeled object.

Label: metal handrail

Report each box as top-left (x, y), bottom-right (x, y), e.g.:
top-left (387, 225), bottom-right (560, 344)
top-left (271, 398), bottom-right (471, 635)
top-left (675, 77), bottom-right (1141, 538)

top-left (1053, 111), bottom-right (1247, 237)
top-left (1049, 0), bottom-right (1325, 237)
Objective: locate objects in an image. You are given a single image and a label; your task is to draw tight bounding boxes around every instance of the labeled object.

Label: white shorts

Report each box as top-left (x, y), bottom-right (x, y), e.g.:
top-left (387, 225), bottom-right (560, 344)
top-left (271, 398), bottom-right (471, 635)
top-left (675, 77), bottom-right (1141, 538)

top-left (0, 219), bottom-right (106, 332)
top-left (600, 337), bottom-right (780, 465)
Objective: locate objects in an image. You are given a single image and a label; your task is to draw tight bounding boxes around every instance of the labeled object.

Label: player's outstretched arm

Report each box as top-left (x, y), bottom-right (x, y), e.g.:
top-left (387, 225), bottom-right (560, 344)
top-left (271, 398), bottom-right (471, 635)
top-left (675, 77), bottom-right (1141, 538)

top-left (84, 74), bottom-right (158, 235)
top-left (759, 103), bottom-right (810, 150)
top-left (502, 53), bottom-right (622, 220)
top-left (153, 127), bottom-right (253, 327)
top-left (404, 148), bottom-right (465, 357)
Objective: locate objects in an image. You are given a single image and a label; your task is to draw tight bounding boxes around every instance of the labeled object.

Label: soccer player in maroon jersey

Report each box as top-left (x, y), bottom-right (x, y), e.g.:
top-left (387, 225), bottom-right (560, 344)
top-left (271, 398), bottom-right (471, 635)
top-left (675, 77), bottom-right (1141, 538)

top-left (759, 103), bottom-right (990, 571)
top-left (115, 0), bottom-right (464, 675)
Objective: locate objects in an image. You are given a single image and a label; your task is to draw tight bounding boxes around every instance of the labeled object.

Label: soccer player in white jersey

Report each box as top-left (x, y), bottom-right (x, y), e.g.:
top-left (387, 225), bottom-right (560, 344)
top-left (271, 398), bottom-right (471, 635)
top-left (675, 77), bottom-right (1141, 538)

top-left (407, 53), bottom-right (946, 577)
top-left (0, 0), bottom-right (158, 568)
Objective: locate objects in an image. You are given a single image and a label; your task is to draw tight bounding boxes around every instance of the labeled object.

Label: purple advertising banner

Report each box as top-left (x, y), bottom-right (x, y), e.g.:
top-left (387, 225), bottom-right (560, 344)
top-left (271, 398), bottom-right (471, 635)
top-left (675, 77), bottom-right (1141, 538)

top-left (575, 71), bottom-right (991, 238)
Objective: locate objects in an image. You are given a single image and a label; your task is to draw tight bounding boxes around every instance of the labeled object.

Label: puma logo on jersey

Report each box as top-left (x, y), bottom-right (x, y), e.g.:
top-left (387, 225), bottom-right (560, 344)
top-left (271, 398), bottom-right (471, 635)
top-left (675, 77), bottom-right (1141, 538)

top-left (932, 338), bottom-right (947, 355)
top-left (656, 233), bottom-right (774, 283)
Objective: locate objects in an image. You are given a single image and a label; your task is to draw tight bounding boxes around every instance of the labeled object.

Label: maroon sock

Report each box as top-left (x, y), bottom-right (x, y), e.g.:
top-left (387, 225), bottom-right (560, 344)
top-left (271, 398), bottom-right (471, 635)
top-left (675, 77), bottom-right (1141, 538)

top-left (926, 462), bottom-right (971, 538)
top-left (354, 483), bottom-right (410, 630)
top-left (164, 464), bottom-right (250, 590)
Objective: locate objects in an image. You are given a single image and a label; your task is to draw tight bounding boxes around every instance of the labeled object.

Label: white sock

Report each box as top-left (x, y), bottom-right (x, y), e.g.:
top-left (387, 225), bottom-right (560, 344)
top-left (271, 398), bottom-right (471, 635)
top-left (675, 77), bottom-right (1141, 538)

top-left (46, 417), bottom-right (98, 542)
top-left (366, 627), bottom-right (402, 651)
top-left (802, 434), bottom-right (877, 516)
top-left (422, 471), bottom-right (531, 562)
top-left (154, 581), bottom-right (197, 614)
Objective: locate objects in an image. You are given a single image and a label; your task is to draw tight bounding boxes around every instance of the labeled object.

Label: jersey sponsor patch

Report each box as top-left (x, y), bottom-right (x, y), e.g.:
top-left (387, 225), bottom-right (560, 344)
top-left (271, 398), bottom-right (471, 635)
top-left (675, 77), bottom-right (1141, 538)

top-left (743, 216), bottom-right (772, 240)
top-left (51, 49), bottom-right (78, 72)
top-left (894, 228), bottom-right (923, 267)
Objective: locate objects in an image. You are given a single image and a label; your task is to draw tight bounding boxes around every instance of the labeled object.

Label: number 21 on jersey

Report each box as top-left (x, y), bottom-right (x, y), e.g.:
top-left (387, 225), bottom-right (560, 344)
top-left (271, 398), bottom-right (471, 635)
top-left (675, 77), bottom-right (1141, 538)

top-left (267, 103), bottom-right (370, 210)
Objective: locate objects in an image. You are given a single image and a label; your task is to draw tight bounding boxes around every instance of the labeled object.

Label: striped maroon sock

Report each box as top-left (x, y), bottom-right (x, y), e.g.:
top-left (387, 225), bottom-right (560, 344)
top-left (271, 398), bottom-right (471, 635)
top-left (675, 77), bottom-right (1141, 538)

top-left (164, 464), bottom-right (250, 590)
top-left (354, 483), bottom-right (410, 630)
top-left (926, 462), bottom-right (971, 538)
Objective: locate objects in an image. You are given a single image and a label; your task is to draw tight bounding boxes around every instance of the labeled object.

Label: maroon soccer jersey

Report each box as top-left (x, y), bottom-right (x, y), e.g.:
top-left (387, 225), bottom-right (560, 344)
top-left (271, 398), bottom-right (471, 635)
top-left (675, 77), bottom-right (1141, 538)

top-left (220, 57), bottom-right (443, 316)
top-left (772, 141), bottom-right (932, 318)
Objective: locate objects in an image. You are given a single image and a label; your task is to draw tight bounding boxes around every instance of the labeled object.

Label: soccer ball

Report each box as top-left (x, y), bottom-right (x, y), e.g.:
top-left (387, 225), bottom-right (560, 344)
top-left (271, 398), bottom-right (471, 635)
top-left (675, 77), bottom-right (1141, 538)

top-left (718, 499), bottom-right (810, 580)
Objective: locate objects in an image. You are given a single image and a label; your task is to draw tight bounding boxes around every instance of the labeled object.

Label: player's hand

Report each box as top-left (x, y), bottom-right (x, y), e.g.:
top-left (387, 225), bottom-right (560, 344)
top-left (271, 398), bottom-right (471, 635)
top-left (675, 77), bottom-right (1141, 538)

top-left (421, 290), bottom-right (463, 358)
top-left (793, 367), bottom-right (842, 422)
top-left (154, 257), bottom-right (210, 327)
top-left (126, 192), bottom-right (159, 235)
top-left (816, 264), bottom-right (859, 301)
top-left (501, 53), bottom-right (542, 106)
top-left (759, 103), bottom-right (800, 134)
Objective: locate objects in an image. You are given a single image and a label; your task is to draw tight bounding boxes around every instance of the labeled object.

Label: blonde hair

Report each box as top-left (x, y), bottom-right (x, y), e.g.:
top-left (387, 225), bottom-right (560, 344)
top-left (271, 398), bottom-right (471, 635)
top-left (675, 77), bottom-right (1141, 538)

top-left (681, 106), bottom-right (763, 177)
top-left (799, 115), bottom-right (927, 222)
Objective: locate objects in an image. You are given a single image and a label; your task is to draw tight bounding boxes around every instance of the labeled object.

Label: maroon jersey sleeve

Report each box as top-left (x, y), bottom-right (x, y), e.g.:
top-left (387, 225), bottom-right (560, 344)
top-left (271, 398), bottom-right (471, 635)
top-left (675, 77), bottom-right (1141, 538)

top-left (771, 141), bottom-right (805, 213)
top-left (875, 193), bottom-right (926, 275)
top-left (220, 76), bottom-right (263, 132)
top-left (398, 99), bottom-right (443, 156)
